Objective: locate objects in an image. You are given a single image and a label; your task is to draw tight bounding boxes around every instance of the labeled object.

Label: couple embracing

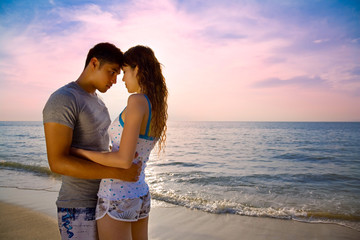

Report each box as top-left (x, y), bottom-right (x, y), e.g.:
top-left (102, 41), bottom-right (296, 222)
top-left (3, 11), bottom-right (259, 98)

top-left (43, 42), bottom-right (168, 240)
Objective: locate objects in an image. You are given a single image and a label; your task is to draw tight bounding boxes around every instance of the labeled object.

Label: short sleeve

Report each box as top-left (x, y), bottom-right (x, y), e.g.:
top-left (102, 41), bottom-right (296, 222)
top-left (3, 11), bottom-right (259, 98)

top-left (42, 91), bottom-right (78, 129)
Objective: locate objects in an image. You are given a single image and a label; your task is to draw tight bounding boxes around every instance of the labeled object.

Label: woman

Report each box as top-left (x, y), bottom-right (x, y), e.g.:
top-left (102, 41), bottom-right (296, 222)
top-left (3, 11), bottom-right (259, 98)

top-left (72, 45), bottom-right (168, 240)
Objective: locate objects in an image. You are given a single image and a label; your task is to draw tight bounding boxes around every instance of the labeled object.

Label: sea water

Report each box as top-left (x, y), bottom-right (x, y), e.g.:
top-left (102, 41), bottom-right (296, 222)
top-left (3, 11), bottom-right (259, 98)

top-left (1, 121), bottom-right (359, 230)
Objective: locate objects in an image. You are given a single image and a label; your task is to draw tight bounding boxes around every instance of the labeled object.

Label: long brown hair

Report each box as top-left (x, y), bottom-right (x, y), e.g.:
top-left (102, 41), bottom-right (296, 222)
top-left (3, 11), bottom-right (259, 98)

top-left (123, 45), bottom-right (168, 151)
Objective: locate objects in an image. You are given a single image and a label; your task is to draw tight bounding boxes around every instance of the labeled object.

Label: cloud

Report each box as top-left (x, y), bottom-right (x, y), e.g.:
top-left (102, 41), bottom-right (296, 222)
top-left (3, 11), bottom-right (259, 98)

top-left (0, 0), bottom-right (359, 121)
top-left (313, 39), bottom-right (330, 44)
top-left (253, 76), bottom-right (329, 89)
top-left (263, 56), bottom-right (287, 64)
top-left (348, 66), bottom-right (360, 76)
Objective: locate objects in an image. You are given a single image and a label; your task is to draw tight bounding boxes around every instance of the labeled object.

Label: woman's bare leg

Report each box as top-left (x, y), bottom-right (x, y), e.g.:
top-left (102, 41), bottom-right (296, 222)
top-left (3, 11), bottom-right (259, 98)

top-left (131, 217), bottom-right (149, 240)
top-left (97, 214), bottom-right (132, 240)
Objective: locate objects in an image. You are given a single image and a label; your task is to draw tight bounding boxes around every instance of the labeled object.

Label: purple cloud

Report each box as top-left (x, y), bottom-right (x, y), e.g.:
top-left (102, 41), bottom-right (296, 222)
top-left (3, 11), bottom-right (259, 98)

top-left (253, 76), bottom-right (329, 89)
top-left (348, 66), bottom-right (360, 76)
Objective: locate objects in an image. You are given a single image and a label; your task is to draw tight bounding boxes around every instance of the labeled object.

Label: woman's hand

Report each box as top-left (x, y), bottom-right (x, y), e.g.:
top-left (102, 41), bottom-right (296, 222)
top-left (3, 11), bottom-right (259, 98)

top-left (70, 147), bottom-right (139, 167)
top-left (70, 147), bottom-right (87, 158)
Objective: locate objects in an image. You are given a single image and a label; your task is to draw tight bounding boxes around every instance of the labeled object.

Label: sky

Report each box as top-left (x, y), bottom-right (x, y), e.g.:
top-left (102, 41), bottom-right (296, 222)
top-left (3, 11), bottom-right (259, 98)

top-left (0, 0), bottom-right (359, 121)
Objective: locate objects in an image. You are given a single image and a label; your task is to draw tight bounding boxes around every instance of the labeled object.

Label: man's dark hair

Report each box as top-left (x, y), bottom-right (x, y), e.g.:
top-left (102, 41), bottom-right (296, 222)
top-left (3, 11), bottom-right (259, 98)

top-left (84, 42), bottom-right (124, 69)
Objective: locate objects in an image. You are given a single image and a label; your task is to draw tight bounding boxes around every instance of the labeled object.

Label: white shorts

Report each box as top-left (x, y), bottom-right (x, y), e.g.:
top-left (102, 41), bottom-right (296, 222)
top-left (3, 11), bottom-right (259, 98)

top-left (96, 192), bottom-right (151, 222)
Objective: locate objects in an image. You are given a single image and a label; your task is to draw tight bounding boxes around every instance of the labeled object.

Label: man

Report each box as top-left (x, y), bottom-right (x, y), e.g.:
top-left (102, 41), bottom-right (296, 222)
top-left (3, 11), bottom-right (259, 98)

top-left (43, 42), bottom-right (140, 239)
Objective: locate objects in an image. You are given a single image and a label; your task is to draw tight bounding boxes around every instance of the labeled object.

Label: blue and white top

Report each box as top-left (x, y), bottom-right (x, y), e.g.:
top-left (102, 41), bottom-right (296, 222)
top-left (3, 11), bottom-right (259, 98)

top-left (98, 95), bottom-right (157, 200)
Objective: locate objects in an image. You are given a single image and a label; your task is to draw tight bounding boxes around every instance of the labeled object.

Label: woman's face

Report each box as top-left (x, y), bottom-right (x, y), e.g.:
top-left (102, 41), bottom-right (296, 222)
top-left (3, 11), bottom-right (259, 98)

top-left (122, 65), bottom-right (140, 93)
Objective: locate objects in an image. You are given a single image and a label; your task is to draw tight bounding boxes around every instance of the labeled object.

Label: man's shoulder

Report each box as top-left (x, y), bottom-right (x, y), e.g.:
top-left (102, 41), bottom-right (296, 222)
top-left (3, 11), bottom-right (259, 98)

top-left (47, 82), bottom-right (85, 104)
top-left (44, 82), bottom-right (79, 111)
top-left (52, 82), bottom-right (78, 96)
top-left (43, 82), bottom-right (80, 126)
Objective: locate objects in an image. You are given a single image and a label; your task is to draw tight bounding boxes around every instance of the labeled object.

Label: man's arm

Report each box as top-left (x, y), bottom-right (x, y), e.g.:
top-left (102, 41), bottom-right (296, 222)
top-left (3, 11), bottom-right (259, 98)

top-left (44, 122), bottom-right (140, 181)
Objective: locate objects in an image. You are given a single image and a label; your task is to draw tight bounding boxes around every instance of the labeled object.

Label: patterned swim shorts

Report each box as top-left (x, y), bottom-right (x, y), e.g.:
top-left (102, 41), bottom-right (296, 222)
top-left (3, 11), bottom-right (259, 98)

top-left (57, 207), bottom-right (98, 240)
top-left (96, 192), bottom-right (151, 222)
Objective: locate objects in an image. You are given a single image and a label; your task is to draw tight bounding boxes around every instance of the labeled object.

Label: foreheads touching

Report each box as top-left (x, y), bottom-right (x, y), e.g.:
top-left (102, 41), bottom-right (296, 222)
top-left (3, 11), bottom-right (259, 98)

top-left (84, 42), bottom-right (124, 70)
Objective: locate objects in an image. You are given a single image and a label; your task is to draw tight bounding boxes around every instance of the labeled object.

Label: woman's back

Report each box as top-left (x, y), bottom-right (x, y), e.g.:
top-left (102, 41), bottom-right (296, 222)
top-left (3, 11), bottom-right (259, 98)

top-left (98, 95), bottom-right (157, 200)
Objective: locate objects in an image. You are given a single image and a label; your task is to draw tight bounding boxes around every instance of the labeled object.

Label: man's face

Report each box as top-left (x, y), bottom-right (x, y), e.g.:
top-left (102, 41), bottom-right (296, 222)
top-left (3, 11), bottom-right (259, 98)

top-left (94, 62), bottom-right (121, 93)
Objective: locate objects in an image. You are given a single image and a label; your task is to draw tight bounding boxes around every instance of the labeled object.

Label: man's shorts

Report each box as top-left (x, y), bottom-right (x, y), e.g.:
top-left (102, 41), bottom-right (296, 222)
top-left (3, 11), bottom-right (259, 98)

top-left (57, 207), bottom-right (98, 240)
top-left (96, 192), bottom-right (151, 222)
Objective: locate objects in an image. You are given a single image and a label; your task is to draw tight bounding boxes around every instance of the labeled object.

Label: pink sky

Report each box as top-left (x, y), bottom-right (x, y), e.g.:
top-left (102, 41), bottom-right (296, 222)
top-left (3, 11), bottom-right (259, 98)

top-left (0, 0), bottom-right (359, 121)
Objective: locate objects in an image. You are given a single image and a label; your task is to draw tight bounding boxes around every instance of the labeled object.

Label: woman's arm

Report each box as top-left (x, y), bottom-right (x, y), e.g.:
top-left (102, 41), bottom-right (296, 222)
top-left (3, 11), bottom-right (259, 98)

top-left (71, 94), bottom-right (147, 169)
top-left (44, 122), bottom-right (141, 181)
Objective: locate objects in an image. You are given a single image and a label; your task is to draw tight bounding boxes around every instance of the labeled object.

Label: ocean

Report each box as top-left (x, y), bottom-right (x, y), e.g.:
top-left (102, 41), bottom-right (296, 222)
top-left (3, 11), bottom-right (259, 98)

top-left (1, 121), bottom-right (359, 231)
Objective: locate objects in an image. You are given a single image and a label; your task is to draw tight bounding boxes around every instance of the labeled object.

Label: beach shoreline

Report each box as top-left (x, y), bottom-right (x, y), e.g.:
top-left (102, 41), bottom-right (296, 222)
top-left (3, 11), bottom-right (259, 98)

top-left (1, 187), bottom-right (359, 240)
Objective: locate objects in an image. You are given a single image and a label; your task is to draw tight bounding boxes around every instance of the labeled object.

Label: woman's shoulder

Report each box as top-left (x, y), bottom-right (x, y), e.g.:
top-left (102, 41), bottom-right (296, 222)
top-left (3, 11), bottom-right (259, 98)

top-left (127, 93), bottom-right (148, 103)
top-left (127, 94), bottom-right (148, 111)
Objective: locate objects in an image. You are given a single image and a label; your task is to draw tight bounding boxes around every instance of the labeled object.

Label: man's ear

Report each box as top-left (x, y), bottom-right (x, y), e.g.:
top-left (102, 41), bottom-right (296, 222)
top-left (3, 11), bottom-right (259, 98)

top-left (90, 57), bottom-right (100, 70)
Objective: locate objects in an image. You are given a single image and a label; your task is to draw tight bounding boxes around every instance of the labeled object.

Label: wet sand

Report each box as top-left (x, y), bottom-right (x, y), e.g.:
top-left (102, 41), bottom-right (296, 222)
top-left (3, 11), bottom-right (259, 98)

top-left (1, 187), bottom-right (359, 240)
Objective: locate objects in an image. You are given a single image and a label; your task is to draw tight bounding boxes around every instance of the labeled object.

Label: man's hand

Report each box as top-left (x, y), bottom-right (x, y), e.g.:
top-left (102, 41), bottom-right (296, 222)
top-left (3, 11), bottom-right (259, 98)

top-left (118, 160), bottom-right (142, 182)
top-left (118, 152), bottom-right (141, 182)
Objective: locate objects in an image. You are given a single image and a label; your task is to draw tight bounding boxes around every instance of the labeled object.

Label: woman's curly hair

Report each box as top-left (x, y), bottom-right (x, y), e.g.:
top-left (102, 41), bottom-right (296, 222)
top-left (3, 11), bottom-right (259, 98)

top-left (123, 45), bottom-right (168, 152)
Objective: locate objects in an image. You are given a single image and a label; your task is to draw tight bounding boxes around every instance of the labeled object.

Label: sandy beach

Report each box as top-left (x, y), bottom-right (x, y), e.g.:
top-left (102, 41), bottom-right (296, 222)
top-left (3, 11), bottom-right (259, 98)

top-left (1, 187), bottom-right (359, 240)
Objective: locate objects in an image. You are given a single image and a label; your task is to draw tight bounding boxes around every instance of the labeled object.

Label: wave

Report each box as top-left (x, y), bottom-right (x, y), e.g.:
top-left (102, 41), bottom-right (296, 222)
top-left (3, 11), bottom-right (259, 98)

top-left (158, 171), bottom-right (360, 186)
top-left (0, 161), bottom-right (60, 179)
top-left (150, 191), bottom-right (360, 231)
top-left (155, 161), bottom-right (203, 168)
top-left (2, 161), bottom-right (359, 231)
top-left (274, 152), bottom-right (335, 163)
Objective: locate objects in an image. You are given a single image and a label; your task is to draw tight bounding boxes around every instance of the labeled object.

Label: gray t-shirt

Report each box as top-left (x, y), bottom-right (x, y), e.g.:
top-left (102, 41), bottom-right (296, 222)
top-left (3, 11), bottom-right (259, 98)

top-left (43, 82), bottom-right (111, 208)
